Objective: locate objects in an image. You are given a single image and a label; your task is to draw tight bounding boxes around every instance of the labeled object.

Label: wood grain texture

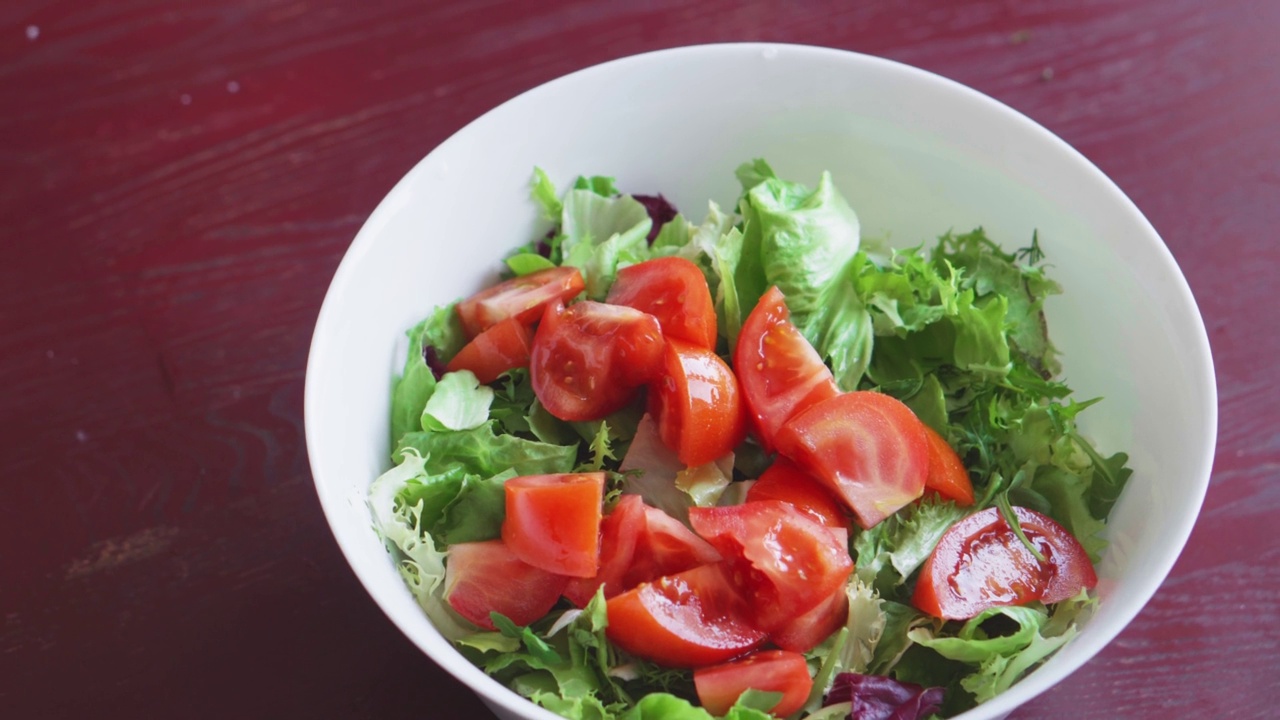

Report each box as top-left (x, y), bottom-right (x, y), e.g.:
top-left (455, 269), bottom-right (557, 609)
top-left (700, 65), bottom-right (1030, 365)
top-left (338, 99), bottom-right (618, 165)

top-left (2, 0), bottom-right (1277, 717)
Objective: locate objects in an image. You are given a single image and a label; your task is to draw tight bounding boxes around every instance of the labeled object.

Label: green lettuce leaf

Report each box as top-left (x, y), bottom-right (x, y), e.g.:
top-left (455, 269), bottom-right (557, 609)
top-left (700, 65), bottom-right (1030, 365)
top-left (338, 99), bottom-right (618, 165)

top-left (854, 499), bottom-right (969, 597)
top-left (421, 370), bottom-right (494, 432)
top-left (389, 304), bottom-right (466, 449)
top-left (395, 422), bottom-right (577, 477)
top-left (561, 189), bottom-right (653, 299)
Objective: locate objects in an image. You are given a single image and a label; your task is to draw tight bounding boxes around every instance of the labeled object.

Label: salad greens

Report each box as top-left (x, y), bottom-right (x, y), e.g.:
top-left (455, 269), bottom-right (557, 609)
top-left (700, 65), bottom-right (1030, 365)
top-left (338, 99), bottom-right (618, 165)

top-left (369, 161), bottom-right (1132, 718)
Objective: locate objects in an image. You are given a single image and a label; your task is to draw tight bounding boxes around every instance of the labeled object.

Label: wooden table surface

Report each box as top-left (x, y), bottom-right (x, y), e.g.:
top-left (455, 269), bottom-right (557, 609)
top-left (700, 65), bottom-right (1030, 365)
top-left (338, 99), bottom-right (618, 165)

top-left (3, 1), bottom-right (1278, 717)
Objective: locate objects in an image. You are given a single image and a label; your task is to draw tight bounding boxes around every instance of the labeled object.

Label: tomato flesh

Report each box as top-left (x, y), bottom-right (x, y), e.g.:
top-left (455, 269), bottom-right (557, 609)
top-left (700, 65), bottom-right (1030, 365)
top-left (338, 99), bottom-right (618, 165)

top-left (922, 424), bottom-right (975, 506)
top-left (734, 286), bottom-right (839, 451)
top-left (606, 256), bottom-right (717, 350)
top-left (769, 583), bottom-right (849, 654)
top-left (606, 563), bottom-right (767, 668)
top-left (502, 472), bottom-right (604, 578)
top-left (650, 338), bottom-right (746, 467)
top-left (530, 300), bottom-right (665, 421)
top-left (456, 266), bottom-right (585, 338)
top-left (694, 649), bottom-right (814, 717)
top-left (746, 456), bottom-right (848, 529)
top-left (563, 494), bottom-right (720, 607)
top-left (913, 506), bottom-right (1098, 620)
top-left (689, 500), bottom-right (852, 634)
top-left (774, 390), bottom-right (928, 529)
top-left (445, 316), bottom-right (532, 384)
top-left (443, 540), bottom-right (568, 630)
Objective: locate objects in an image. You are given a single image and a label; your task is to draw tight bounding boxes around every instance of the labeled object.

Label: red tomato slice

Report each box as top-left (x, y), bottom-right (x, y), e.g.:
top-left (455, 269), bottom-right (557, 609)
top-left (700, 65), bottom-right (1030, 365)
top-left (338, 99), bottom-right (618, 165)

top-left (502, 472), bottom-right (604, 578)
top-left (443, 540), bottom-right (568, 630)
top-left (913, 506), bottom-right (1098, 620)
top-left (563, 495), bottom-right (721, 607)
top-left (922, 424), bottom-right (975, 507)
top-left (606, 256), bottom-right (717, 350)
top-left (530, 300), bottom-right (665, 421)
top-left (606, 563), bottom-right (767, 668)
top-left (694, 650), bottom-right (814, 717)
top-left (649, 338), bottom-right (746, 467)
top-left (445, 316), bottom-right (532, 384)
top-left (455, 266), bottom-right (585, 338)
top-left (689, 501), bottom-right (852, 634)
top-left (769, 584), bottom-right (849, 653)
top-left (774, 391), bottom-right (929, 529)
top-left (746, 456), bottom-right (848, 529)
top-left (734, 286), bottom-right (839, 451)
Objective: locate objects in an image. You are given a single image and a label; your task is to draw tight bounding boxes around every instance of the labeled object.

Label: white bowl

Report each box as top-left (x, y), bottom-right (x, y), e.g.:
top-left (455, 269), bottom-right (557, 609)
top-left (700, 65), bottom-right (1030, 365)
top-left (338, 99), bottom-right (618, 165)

top-left (305, 43), bottom-right (1216, 720)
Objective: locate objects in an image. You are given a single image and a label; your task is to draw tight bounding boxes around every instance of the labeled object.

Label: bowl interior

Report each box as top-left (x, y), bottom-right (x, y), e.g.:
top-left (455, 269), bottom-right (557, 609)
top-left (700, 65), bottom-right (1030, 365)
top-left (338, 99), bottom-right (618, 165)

top-left (305, 44), bottom-right (1215, 720)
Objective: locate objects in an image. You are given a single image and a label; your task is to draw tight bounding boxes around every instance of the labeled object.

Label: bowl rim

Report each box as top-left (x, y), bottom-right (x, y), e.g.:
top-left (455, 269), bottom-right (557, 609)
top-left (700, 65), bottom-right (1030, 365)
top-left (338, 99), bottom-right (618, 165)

top-left (304, 41), bottom-right (1218, 720)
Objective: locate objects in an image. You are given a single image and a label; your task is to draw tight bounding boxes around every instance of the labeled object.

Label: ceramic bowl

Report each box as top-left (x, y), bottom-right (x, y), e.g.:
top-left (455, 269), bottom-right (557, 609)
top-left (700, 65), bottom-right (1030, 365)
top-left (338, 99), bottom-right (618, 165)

top-left (305, 43), bottom-right (1217, 720)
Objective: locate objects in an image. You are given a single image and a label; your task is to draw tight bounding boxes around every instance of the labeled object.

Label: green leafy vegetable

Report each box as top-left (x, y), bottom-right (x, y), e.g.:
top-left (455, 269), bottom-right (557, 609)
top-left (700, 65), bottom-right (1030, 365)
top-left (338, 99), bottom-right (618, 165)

top-left (421, 370), bottom-right (495, 432)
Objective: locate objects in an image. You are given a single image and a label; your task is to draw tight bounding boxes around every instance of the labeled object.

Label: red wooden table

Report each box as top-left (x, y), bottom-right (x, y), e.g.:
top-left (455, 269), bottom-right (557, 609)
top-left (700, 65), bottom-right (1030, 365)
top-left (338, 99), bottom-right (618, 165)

top-left (3, 1), bottom-right (1277, 717)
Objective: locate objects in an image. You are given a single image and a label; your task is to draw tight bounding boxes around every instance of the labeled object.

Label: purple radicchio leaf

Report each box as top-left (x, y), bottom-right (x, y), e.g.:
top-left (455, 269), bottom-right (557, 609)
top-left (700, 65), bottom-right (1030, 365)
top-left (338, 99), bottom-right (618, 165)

top-left (422, 344), bottom-right (448, 381)
top-left (631, 193), bottom-right (678, 243)
top-left (826, 673), bottom-right (945, 720)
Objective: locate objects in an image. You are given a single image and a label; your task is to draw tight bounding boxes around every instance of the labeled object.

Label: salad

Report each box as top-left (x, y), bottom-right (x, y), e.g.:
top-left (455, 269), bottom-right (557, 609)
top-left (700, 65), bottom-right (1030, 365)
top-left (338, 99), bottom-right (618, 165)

top-left (368, 160), bottom-right (1132, 720)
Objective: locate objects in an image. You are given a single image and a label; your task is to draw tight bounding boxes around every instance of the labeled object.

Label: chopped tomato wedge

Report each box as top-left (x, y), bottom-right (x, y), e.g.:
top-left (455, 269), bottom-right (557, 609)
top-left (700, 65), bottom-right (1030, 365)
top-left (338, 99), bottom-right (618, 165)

top-left (922, 424), bottom-right (975, 506)
top-left (689, 500), bottom-right (852, 634)
top-left (563, 495), bottom-right (720, 607)
top-left (443, 540), bottom-right (567, 630)
top-left (455, 266), bottom-right (585, 338)
top-left (445, 316), bottom-right (532, 384)
top-left (746, 456), bottom-right (848, 529)
top-left (606, 563), bottom-right (767, 668)
top-left (694, 650), bottom-right (814, 717)
top-left (530, 300), bottom-right (665, 421)
top-left (769, 584), bottom-right (849, 653)
top-left (774, 391), bottom-right (929, 529)
top-left (734, 286), bottom-right (839, 451)
top-left (606, 256), bottom-right (717, 350)
top-left (649, 338), bottom-right (746, 467)
top-left (502, 472), bottom-right (604, 578)
top-left (913, 506), bottom-right (1098, 620)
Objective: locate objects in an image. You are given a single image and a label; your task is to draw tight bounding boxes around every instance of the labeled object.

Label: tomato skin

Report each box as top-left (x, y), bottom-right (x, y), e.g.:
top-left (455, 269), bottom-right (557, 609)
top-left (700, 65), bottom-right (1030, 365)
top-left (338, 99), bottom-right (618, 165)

top-left (689, 501), bottom-right (852, 634)
top-left (502, 473), bottom-right (604, 578)
top-left (606, 256), bottom-right (717, 350)
top-left (649, 338), bottom-right (746, 467)
top-left (605, 563), bottom-right (767, 668)
top-left (445, 316), bottom-right (532, 384)
top-left (443, 540), bottom-right (568, 630)
top-left (563, 495), bottom-right (721, 607)
top-left (769, 583), bottom-right (849, 654)
top-left (734, 286), bottom-right (840, 451)
top-left (456, 266), bottom-right (585, 338)
top-left (922, 424), bottom-right (975, 507)
top-left (775, 391), bottom-right (929, 529)
top-left (530, 300), bottom-right (665, 421)
top-left (694, 650), bottom-right (814, 717)
top-left (913, 506), bottom-right (1098, 620)
top-left (746, 456), bottom-right (848, 529)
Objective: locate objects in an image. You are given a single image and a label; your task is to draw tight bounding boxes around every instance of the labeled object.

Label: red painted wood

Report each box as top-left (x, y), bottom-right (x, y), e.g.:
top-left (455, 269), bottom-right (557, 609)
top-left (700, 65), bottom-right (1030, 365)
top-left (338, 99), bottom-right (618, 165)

top-left (3, 0), bottom-right (1277, 717)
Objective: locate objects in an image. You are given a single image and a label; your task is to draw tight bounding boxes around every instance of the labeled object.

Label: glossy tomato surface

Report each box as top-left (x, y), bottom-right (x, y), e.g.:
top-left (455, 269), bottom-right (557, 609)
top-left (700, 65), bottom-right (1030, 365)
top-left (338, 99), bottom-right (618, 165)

top-left (689, 500), bottom-right (852, 634)
top-left (455, 266), bottom-right (585, 338)
top-left (746, 456), bottom-right (848, 529)
top-left (530, 300), bottom-right (664, 421)
top-left (502, 472), bottom-right (604, 578)
top-left (650, 338), bottom-right (745, 467)
top-left (775, 391), bottom-right (928, 529)
top-left (913, 506), bottom-right (1098, 620)
top-left (443, 540), bottom-right (568, 630)
top-left (563, 495), bottom-right (720, 607)
top-left (606, 256), bottom-right (717, 350)
top-left (445, 316), bottom-right (532, 384)
top-left (605, 563), bottom-right (766, 668)
top-left (769, 582), bottom-right (849, 654)
top-left (921, 424), bottom-right (974, 506)
top-left (694, 650), bottom-right (814, 717)
top-left (734, 286), bottom-right (839, 451)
